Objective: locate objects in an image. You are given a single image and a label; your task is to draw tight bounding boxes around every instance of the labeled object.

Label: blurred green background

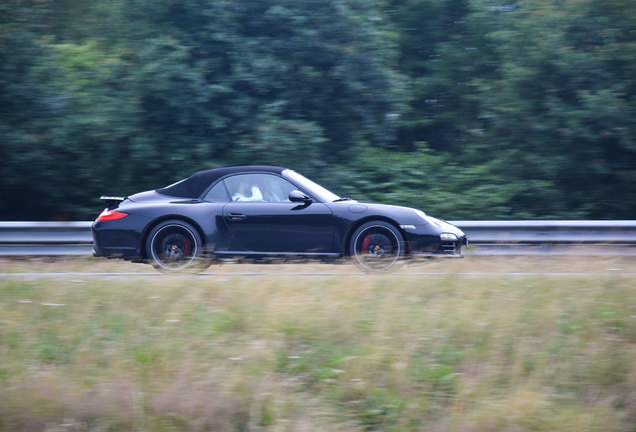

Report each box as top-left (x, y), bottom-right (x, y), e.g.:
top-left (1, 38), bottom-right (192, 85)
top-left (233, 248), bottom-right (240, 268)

top-left (1, 0), bottom-right (634, 221)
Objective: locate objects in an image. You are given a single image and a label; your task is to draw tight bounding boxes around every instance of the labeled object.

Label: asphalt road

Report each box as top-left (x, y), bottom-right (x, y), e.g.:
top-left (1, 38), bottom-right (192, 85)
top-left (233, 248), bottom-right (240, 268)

top-left (2, 270), bottom-right (636, 279)
top-left (3, 243), bottom-right (636, 257)
top-left (3, 251), bottom-right (636, 279)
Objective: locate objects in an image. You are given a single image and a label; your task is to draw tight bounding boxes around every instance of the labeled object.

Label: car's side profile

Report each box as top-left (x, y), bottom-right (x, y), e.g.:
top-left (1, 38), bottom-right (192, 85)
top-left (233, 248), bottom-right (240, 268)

top-left (92, 166), bottom-right (467, 272)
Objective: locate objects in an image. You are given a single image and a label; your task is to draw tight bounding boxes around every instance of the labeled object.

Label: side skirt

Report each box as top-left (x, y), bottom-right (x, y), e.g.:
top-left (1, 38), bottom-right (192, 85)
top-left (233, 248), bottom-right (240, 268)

top-left (213, 251), bottom-right (341, 257)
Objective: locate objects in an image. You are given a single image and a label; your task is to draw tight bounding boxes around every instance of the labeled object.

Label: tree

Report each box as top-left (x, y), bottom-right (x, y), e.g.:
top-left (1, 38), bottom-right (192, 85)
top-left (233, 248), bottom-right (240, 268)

top-left (119, 0), bottom-right (402, 181)
top-left (1, 0), bottom-right (403, 219)
top-left (388, 0), bottom-right (499, 152)
top-left (477, 0), bottom-right (636, 218)
top-left (0, 1), bottom-right (63, 219)
top-left (3, 0), bottom-right (636, 220)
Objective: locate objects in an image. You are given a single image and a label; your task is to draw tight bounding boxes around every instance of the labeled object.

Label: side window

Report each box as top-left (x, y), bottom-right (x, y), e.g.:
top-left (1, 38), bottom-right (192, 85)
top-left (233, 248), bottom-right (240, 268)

top-left (203, 181), bottom-right (230, 202)
top-left (224, 174), bottom-right (297, 202)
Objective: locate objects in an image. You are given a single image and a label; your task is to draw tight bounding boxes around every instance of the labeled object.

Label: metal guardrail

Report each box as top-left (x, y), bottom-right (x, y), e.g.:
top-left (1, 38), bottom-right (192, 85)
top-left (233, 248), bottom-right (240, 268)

top-left (1, 220), bottom-right (636, 256)
top-left (0, 222), bottom-right (93, 244)
top-left (0, 222), bottom-right (93, 256)
top-left (452, 220), bottom-right (636, 244)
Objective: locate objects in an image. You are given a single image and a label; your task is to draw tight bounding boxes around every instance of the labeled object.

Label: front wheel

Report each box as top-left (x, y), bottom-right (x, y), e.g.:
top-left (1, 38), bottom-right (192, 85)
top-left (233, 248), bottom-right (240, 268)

top-left (349, 221), bottom-right (404, 271)
top-left (145, 220), bottom-right (208, 273)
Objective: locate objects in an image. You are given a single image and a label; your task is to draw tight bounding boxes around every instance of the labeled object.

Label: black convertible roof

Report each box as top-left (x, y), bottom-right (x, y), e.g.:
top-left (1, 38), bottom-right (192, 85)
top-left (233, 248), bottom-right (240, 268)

top-left (156, 165), bottom-right (286, 198)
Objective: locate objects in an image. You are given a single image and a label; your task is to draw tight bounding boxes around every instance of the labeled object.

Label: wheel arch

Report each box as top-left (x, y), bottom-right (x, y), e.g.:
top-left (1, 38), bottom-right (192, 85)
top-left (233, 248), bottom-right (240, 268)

top-left (344, 216), bottom-right (408, 257)
top-left (140, 215), bottom-right (206, 259)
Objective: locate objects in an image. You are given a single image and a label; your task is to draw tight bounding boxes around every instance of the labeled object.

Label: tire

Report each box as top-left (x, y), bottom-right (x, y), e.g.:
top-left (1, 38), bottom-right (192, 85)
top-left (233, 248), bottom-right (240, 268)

top-left (145, 220), bottom-right (208, 273)
top-left (349, 221), bottom-right (404, 271)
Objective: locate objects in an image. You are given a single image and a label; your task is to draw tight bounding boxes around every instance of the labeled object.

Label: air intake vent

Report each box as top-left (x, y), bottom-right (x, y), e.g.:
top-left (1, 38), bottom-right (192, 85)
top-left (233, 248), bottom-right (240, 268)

top-left (441, 242), bottom-right (457, 254)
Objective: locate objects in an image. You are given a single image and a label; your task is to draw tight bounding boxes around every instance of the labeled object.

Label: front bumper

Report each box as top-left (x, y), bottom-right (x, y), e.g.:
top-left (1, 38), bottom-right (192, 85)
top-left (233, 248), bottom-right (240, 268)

top-left (401, 225), bottom-right (468, 258)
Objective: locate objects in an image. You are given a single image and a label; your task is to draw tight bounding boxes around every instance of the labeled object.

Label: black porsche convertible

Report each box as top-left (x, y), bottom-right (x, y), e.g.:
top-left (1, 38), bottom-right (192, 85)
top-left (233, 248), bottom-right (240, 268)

top-left (92, 166), bottom-right (467, 272)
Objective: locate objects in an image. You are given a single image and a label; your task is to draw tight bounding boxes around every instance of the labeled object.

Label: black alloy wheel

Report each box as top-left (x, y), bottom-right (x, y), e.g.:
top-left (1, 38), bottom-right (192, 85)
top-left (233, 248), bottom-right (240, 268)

top-left (146, 220), bottom-right (205, 272)
top-left (350, 221), bottom-right (403, 271)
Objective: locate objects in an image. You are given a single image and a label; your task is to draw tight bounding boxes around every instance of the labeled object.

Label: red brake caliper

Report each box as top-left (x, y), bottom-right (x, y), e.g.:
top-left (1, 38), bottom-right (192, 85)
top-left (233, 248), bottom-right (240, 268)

top-left (361, 235), bottom-right (371, 254)
top-left (183, 238), bottom-right (192, 256)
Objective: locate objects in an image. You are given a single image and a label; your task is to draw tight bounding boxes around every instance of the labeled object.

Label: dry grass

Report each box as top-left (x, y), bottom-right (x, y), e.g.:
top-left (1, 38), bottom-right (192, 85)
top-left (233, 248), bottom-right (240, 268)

top-left (0, 256), bottom-right (635, 431)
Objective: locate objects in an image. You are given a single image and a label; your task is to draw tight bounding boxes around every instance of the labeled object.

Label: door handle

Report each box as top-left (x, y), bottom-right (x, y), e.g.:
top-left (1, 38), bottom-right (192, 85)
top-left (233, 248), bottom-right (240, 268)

top-left (226, 212), bottom-right (247, 221)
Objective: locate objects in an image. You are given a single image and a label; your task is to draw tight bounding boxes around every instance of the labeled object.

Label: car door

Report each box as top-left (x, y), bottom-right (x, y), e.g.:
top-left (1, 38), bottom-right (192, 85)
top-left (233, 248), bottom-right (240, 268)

top-left (220, 173), bottom-right (335, 254)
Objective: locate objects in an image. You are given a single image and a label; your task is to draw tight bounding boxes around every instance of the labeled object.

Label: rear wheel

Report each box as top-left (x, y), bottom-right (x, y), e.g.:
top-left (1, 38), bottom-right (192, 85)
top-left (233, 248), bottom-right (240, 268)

top-left (349, 221), bottom-right (404, 271)
top-left (146, 220), bottom-right (208, 273)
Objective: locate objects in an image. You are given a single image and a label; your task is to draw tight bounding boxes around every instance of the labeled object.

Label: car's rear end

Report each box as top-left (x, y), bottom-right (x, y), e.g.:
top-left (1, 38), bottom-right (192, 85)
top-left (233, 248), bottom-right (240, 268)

top-left (92, 196), bottom-right (150, 261)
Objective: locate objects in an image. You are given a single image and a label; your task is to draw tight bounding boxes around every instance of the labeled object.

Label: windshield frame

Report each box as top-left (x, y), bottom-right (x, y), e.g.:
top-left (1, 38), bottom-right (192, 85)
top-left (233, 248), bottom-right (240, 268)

top-left (282, 169), bottom-right (341, 203)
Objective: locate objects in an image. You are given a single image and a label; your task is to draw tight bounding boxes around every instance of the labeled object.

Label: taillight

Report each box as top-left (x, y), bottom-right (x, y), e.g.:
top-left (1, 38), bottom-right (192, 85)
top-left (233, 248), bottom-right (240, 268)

top-left (96, 209), bottom-right (129, 221)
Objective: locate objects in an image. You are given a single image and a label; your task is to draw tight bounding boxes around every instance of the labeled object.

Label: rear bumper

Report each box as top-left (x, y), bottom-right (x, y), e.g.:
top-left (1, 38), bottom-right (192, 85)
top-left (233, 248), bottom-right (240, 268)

top-left (92, 244), bottom-right (140, 259)
top-left (92, 217), bottom-right (147, 260)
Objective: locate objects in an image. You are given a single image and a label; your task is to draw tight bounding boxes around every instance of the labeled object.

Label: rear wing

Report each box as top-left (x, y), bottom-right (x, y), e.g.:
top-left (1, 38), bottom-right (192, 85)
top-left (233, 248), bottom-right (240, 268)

top-left (100, 196), bottom-right (126, 209)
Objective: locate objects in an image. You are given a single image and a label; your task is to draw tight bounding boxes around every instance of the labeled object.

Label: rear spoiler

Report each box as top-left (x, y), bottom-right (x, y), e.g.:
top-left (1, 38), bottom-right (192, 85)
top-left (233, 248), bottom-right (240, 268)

top-left (100, 196), bottom-right (126, 209)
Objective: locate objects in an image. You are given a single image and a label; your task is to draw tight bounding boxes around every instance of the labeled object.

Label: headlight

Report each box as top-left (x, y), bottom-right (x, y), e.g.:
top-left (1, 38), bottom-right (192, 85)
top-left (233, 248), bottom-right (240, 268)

top-left (440, 233), bottom-right (458, 241)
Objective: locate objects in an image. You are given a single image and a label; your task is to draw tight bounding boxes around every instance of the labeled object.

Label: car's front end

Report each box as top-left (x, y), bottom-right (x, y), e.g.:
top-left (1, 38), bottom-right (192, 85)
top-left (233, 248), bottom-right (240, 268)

top-left (335, 202), bottom-right (467, 260)
top-left (399, 224), bottom-right (467, 258)
top-left (398, 209), bottom-right (467, 258)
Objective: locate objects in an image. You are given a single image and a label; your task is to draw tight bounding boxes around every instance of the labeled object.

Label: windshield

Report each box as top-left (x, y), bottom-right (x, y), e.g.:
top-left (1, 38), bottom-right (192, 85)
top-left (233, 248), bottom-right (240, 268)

top-left (283, 170), bottom-right (341, 203)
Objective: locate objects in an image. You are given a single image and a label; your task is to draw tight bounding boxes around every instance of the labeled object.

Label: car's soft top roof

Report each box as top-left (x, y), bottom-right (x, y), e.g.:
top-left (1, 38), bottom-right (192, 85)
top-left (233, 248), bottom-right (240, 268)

top-left (156, 165), bottom-right (286, 198)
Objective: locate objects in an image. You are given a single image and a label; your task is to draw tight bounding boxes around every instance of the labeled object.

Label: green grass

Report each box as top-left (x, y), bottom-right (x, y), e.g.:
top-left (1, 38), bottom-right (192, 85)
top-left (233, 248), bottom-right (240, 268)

top-left (0, 257), bottom-right (635, 431)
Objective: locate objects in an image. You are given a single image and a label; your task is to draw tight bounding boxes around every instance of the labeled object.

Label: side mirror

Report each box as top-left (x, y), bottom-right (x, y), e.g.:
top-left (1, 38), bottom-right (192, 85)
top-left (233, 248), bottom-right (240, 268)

top-left (289, 190), bottom-right (312, 203)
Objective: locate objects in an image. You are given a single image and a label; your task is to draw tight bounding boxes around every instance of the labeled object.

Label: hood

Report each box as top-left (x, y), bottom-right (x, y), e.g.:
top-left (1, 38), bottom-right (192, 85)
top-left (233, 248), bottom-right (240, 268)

top-left (342, 201), bottom-right (464, 236)
top-left (423, 215), bottom-right (465, 237)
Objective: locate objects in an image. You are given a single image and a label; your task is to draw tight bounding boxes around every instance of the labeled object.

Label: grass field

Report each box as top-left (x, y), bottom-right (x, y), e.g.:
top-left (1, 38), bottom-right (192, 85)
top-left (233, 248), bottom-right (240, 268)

top-left (1, 256), bottom-right (635, 431)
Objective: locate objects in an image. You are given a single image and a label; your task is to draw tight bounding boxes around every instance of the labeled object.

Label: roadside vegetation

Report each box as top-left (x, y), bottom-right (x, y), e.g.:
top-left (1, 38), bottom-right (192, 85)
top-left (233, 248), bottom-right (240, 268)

top-left (1, 257), bottom-right (635, 431)
top-left (2, 0), bottom-right (636, 220)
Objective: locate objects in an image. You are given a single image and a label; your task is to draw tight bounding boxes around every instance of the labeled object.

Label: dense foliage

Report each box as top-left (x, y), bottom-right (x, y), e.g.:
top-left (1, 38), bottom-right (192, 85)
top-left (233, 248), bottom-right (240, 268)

top-left (1, 0), bottom-right (635, 220)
